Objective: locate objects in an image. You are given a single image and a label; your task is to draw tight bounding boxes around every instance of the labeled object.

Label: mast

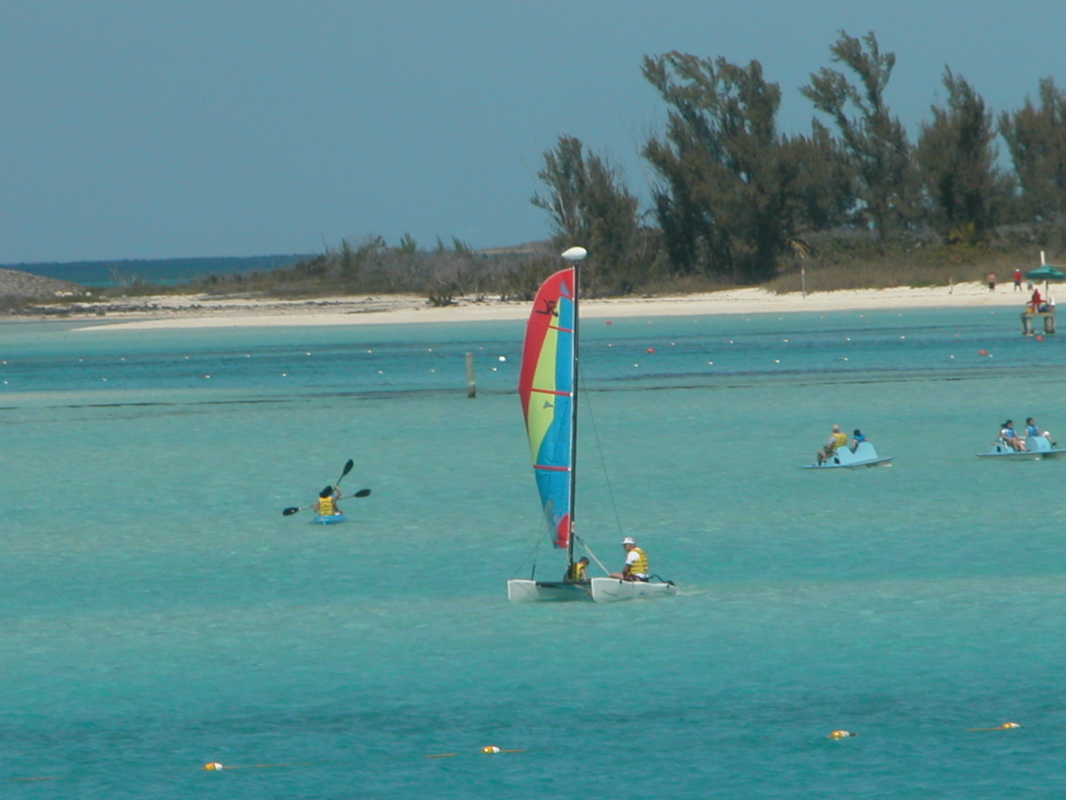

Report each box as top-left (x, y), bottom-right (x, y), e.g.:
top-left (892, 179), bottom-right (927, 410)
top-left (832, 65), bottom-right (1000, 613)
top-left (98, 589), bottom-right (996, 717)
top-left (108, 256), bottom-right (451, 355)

top-left (560, 246), bottom-right (587, 572)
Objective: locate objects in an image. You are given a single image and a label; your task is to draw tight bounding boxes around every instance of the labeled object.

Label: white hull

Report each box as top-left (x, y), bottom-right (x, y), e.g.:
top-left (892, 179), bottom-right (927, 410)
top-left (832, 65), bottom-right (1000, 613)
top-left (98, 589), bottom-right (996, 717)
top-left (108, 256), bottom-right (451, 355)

top-left (978, 435), bottom-right (1066, 460)
top-left (588, 577), bottom-right (677, 603)
top-left (508, 579), bottom-right (593, 602)
top-left (507, 577), bottom-right (676, 604)
top-left (803, 441), bottom-right (892, 469)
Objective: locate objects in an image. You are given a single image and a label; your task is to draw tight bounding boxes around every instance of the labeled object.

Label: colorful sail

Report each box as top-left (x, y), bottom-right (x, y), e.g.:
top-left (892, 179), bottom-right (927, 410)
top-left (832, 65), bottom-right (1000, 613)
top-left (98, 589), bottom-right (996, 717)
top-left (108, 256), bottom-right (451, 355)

top-left (518, 268), bottom-right (576, 549)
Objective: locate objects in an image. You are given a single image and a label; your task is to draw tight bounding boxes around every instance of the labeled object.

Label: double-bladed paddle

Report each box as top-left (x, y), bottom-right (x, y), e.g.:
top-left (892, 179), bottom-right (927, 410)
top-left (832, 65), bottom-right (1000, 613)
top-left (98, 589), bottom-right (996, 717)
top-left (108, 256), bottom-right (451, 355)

top-left (282, 488), bottom-right (371, 517)
top-left (281, 459), bottom-right (363, 516)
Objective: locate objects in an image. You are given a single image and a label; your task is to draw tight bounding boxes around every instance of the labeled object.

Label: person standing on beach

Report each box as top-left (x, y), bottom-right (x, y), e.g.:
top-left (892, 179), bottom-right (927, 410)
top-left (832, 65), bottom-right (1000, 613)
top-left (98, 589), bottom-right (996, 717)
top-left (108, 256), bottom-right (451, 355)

top-left (987, 273), bottom-right (996, 291)
top-left (1013, 268), bottom-right (1023, 290)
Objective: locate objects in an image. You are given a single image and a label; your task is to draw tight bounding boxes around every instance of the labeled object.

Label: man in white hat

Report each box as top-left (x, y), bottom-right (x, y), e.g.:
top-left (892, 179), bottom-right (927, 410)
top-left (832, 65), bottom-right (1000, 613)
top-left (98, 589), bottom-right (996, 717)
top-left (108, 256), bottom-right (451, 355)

top-left (610, 537), bottom-right (650, 582)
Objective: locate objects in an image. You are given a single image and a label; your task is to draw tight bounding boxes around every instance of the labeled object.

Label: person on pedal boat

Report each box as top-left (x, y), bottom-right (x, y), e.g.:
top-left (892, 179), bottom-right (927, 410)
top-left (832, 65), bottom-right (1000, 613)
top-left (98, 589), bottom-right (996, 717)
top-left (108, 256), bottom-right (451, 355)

top-left (817, 424), bottom-right (847, 464)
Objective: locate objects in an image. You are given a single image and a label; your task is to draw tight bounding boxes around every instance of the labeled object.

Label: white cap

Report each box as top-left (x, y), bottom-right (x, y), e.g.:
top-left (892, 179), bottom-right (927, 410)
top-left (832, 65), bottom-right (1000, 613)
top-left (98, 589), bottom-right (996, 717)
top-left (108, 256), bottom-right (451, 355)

top-left (622, 537), bottom-right (636, 545)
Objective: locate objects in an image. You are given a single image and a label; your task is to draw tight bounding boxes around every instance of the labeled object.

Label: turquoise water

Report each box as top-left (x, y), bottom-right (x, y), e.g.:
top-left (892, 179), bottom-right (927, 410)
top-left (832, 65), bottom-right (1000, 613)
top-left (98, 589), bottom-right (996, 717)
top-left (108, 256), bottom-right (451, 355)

top-left (3, 307), bottom-right (1066, 798)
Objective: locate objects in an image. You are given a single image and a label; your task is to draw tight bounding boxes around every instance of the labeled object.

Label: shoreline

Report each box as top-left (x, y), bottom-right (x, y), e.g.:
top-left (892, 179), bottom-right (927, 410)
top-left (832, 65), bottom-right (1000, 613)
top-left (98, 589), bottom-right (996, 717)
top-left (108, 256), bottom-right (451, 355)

top-left (8, 281), bottom-right (1046, 332)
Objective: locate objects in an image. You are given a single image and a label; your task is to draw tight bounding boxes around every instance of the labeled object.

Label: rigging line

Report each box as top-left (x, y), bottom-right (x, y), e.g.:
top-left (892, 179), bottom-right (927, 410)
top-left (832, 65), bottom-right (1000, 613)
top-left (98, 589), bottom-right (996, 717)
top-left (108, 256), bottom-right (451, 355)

top-left (509, 520), bottom-right (548, 580)
top-left (574, 535), bottom-right (611, 576)
top-left (577, 362), bottom-right (625, 538)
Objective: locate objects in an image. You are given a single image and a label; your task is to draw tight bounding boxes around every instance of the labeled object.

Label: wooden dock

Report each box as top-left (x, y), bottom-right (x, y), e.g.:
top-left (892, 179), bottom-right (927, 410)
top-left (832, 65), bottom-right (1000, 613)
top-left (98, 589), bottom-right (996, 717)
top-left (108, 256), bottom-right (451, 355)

top-left (1021, 309), bottom-right (1056, 335)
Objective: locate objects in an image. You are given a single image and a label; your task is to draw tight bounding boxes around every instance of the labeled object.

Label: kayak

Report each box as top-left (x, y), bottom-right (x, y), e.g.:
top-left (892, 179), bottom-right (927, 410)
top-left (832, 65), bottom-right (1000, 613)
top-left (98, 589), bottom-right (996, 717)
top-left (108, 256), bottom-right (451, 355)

top-left (312, 513), bottom-right (347, 525)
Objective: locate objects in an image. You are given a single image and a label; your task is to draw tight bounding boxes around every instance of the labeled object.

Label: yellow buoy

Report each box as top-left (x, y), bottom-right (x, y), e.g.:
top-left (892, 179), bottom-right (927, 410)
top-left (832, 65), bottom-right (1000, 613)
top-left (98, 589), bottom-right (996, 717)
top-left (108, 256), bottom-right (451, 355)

top-left (204, 762), bottom-right (224, 771)
top-left (481, 746), bottom-right (501, 754)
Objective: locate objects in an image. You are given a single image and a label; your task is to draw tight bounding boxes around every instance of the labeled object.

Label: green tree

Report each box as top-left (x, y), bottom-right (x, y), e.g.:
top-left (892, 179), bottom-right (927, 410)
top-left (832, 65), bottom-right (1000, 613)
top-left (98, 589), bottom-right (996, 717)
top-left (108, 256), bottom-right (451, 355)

top-left (641, 52), bottom-right (798, 283)
top-left (915, 69), bottom-right (1007, 239)
top-left (801, 31), bottom-right (916, 239)
top-left (784, 120), bottom-right (858, 230)
top-left (999, 77), bottom-right (1066, 219)
top-left (531, 135), bottom-right (642, 293)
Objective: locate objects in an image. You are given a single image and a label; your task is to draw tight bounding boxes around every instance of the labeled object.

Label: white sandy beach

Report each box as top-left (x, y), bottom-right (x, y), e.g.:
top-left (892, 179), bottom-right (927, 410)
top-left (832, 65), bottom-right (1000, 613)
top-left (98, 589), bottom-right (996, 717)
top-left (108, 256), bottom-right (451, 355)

top-left (62, 280), bottom-right (1043, 332)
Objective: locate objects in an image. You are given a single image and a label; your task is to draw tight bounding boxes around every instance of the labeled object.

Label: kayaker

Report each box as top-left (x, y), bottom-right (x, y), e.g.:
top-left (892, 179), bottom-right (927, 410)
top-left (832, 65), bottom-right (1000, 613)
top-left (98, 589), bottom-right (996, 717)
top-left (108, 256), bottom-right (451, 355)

top-left (610, 537), bottom-right (649, 582)
top-left (314, 485), bottom-right (343, 516)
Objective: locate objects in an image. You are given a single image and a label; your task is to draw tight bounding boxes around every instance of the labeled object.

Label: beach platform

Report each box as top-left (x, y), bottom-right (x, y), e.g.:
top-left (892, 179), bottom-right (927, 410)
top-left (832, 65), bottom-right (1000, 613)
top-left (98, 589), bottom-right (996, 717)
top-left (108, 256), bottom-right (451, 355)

top-left (1021, 309), bottom-right (1056, 335)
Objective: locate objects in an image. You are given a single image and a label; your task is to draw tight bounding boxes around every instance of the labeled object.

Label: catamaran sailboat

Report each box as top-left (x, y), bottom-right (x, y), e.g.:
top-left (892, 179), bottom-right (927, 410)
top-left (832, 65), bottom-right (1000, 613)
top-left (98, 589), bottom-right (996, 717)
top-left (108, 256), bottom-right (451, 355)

top-left (506, 247), bottom-right (676, 604)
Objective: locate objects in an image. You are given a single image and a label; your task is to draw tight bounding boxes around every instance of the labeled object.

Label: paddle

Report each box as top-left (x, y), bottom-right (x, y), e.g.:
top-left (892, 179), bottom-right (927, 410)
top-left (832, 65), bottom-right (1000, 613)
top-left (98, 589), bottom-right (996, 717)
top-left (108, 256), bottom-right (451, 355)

top-left (281, 459), bottom-right (361, 517)
top-left (335, 458), bottom-right (355, 489)
top-left (281, 488), bottom-right (371, 517)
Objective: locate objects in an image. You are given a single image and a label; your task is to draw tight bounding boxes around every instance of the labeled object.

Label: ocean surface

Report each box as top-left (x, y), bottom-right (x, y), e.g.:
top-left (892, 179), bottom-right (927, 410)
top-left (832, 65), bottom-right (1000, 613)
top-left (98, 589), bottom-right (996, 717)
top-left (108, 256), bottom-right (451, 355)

top-left (3, 306), bottom-right (1066, 798)
top-left (4, 255), bottom-right (309, 288)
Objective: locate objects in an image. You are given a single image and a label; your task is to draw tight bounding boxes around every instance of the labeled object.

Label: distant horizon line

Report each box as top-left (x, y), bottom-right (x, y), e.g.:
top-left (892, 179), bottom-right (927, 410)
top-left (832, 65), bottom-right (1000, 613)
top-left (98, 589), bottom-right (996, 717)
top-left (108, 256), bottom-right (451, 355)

top-left (1, 240), bottom-right (552, 269)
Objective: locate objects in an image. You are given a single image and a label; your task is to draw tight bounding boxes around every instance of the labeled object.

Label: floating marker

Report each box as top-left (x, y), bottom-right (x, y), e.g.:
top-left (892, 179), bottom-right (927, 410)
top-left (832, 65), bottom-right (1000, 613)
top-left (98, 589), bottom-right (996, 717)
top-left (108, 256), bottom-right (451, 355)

top-left (498, 356), bottom-right (506, 362)
top-left (481, 746), bottom-right (501, 754)
top-left (647, 348), bottom-right (656, 354)
top-left (967, 722), bottom-right (1021, 732)
top-left (606, 320), bottom-right (612, 325)
top-left (828, 730), bottom-right (856, 739)
top-left (204, 763), bottom-right (224, 771)
top-left (979, 349), bottom-right (988, 356)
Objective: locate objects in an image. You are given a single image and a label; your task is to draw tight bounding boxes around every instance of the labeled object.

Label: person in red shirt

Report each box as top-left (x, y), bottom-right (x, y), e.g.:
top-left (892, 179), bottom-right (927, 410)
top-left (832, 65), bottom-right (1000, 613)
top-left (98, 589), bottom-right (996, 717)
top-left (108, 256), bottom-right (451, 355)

top-left (1014, 269), bottom-right (1023, 290)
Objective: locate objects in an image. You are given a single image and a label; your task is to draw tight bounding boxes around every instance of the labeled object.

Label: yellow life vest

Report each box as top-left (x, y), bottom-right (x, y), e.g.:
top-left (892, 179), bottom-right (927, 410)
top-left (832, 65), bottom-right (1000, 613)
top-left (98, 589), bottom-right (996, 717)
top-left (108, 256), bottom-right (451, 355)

top-left (318, 495), bottom-right (335, 515)
top-left (628, 547), bottom-right (649, 576)
top-left (567, 561), bottom-right (588, 581)
top-left (832, 431), bottom-right (847, 450)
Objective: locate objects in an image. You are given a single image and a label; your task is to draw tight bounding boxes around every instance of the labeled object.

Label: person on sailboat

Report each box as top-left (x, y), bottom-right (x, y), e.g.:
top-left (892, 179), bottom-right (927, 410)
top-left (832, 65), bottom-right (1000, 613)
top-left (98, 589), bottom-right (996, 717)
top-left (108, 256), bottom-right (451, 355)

top-left (314, 485), bottom-right (343, 516)
top-left (564, 557), bottom-right (590, 583)
top-left (610, 537), bottom-right (649, 582)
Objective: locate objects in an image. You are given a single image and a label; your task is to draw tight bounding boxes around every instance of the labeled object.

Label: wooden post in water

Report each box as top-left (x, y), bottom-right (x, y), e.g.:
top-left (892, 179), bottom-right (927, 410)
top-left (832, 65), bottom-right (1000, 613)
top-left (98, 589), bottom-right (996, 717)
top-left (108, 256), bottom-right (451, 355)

top-left (466, 352), bottom-right (476, 398)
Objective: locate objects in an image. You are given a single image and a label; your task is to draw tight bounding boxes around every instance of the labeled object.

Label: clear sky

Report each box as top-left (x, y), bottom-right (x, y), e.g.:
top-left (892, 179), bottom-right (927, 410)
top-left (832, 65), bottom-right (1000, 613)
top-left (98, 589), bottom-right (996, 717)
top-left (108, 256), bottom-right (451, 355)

top-left (2, 0), bottom-right (1063, 264)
